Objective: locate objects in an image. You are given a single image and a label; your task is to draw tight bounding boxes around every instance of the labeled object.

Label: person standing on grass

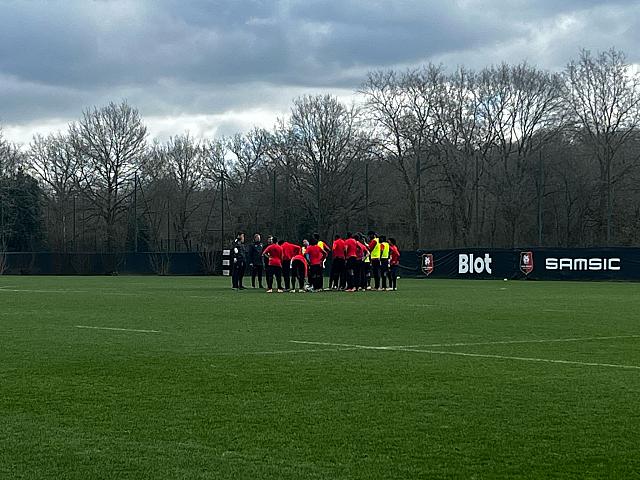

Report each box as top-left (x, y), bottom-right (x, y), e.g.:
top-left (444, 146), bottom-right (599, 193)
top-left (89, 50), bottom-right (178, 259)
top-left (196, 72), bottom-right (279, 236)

top-left (329, 234), bottom-right (346, 290)
top-left (379, 235), bottom-right (391, 290)
top-left (356, 234), bottom-right (370, 291)
top-left (290, 253), bottom-right (308, 292)
top-left (279, 240), bottom-right (302, 291)
top-left (367, 231), bottom-right (382, 290)
top-left (247, 233), bottom-right (264, 289)
top-left (231, 232), bottom-right (247, 290)
top-left (306, 239), bottom-right (326, 291)
top-left (389, 237), bottom-right (400, 291)
top-left (344, 232), bottom-right (358, 291)
top-left (262, 237), bottom-right (284, 292)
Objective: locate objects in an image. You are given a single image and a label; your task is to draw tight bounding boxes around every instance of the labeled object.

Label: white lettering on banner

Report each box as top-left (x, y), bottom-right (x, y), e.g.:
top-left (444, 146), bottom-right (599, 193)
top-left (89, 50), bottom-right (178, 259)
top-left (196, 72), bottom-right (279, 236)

top-left (459, 254), bottom-right (493, 274)
top-left (545, 258), bottom-right (621, 271)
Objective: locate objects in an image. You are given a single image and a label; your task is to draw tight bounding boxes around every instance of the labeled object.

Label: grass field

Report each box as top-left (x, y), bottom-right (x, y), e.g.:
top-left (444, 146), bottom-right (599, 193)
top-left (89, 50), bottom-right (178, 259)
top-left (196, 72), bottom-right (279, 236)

top-left (2, 276), bottom-right (640, 479)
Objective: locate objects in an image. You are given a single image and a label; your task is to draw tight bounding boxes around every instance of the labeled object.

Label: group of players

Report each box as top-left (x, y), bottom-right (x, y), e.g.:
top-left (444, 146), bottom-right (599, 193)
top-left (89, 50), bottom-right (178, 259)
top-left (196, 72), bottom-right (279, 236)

top-left (231, 231), bottom-right (401, 293)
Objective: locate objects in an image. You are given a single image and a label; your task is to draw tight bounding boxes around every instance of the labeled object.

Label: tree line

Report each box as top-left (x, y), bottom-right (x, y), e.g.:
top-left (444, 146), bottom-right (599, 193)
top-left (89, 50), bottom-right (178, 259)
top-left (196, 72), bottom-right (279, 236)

top-left (1, 47), bottom-right (639, 254)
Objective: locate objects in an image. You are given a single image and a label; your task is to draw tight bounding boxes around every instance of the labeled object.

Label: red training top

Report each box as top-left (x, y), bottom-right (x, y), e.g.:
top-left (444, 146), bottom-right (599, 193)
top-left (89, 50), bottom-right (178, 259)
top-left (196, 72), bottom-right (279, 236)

top-left (332, 238), bottom-right (346, 259)
top-left (344, 238), bottom-right (358, 258)
top-left (357, 242), bottom-right (369, 260)
top-left (390, 245), bottom-right (400, 265)
top-left (291, 254), bottom-right (308, 277)
top-left (263, 243), bottom-right (283, 267)
top-left (306, 245), bottom-right (325, 266)
top-left (281, 242), bottom-right (302, 261)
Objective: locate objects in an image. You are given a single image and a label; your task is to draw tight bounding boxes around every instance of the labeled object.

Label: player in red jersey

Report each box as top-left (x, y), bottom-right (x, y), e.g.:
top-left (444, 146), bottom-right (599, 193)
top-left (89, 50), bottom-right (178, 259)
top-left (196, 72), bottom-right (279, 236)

top-left (356, 234), bottom-right (370, 291)
top-left (344, 232), bottom-right (358, 291)
top-left (329, 234), bottom-right (346, 290)
top-left (388, 237), bottom-right (400, 291)
top-left (305, 239), bottom-right (326, 291)
top-left (262, 237), bottom-right (284, 292)
top-left (290, 253), bottom-right (308, 292)
top-left (279, 240), bottom-right (302, 291)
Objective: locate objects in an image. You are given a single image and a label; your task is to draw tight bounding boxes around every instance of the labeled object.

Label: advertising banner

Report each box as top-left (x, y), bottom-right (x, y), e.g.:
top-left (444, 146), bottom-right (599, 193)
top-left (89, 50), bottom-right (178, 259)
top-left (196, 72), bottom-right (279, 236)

top-left (408, 247), bottom-right (640, 281)
top-left (3, 248), bottom-right (640, 280)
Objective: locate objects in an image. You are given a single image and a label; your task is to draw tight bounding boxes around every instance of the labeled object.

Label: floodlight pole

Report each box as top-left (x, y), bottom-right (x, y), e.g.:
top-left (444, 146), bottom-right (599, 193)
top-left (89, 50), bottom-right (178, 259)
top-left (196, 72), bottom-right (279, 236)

top-left (272, 169), bottom-right (276, 231)
top-left (416, 155), bottom-right (422, 249)
top-left (220, 173), bottom-right (225, 252)
top-left (365, 162), bottom-right (369, 233)
top-left (537, 150), bottom-right (544, 246)
top-left (73, 196), bottom-right (77, 252)
top-left (475, 151), bottom-right (480, 245)
top-left (134, 172), bottom-right (138, 253)
top-left (0, 190), bottom-right (4, 249)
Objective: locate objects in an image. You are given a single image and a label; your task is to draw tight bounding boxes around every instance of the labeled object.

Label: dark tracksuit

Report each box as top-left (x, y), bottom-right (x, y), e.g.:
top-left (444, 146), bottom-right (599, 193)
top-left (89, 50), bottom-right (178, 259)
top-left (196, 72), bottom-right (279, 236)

top-left (291, 258), bottom-right (307, 290)
top-left (231, 240), bottom-right (246, 289)
top-left (247, 241), bottom-right (264, 288)
top-left (330, 257), bottom-right (345, 289)
top-left (380, 242), bottom-right (391, 289)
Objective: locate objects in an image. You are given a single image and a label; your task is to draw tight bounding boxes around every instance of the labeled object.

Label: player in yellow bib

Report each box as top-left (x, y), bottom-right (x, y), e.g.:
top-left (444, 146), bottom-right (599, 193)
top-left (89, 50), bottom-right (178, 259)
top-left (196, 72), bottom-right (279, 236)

top-left (379, 235), bottom-right (391, 290)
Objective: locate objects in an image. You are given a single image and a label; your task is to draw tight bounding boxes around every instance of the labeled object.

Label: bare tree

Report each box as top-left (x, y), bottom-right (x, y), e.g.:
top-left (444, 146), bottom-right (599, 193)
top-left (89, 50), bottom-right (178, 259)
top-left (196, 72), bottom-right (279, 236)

top-left (227, 128), bottom-right (270, 186)
top-left (432, 67), bottom-right (495, 245)
top-left (27, 133), bottom-right (78, 250)
top-left (150, 134), bottom-right (207, 250)
top-left (69, 101), bottom-right (147, 252)
top-left (286, 94), bottom-right (370, 236)
top-left (563, 48), bottom-right (640, 244)
top-left (479, 63), bottom-right (564, 246)
top-left (0, 127), bottom-right (23, 177)
top-left (361, 65), bottom-right (443, 248)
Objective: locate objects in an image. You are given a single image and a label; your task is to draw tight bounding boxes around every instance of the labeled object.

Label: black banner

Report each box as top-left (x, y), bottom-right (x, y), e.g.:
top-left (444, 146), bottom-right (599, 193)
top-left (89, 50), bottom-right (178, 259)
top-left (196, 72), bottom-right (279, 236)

top-left (2, 248), bottom-right (640, 280)
top-left (407, 247), bottom-right (640, 281)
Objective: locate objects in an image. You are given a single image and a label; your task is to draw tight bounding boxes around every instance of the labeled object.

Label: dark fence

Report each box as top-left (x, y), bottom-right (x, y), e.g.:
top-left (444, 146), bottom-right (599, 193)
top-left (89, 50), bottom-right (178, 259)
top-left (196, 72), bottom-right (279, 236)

top-left (0, 252), bottom-right (219, 276)
top-left (1, 248), bottom-right (640, 280)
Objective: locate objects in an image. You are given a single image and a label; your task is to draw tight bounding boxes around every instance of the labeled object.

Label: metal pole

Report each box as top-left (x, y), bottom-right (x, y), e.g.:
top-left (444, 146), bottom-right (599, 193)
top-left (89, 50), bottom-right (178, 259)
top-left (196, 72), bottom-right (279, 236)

top-left (607, 159), bottom-right (612, 245)
top-left (73, 196), bottom-right (77, 252)
top-left (82, 206), bottom-right (85, 251)
top-left (272, 170), bottom-right (276, 231)
top-left (166, 198), bottom-right (170, 253)
top-left (316, 169), bottom-right (321, 234)
top-left (538, 150), bottom-right (544, 246)
top-left (416, 155), bottom-right (421, 249)
top-left (365, 162), bottom-right (369, 233)
top-left (475, 151), bottom-right (479, 246)
top-left (62, 197), bottom-right (67, 253)
top-left (0, 191), bottom-right (4, 248)
top-left (134, 172), bottom-right (138, 253)
top-left (220, 174), bottom-right (225, 252)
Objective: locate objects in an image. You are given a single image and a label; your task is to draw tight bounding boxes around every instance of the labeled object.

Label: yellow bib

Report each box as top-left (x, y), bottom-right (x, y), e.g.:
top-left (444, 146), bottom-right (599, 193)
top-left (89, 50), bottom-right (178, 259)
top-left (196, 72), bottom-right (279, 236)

top-left (370, 238), bottom-right (381, 259)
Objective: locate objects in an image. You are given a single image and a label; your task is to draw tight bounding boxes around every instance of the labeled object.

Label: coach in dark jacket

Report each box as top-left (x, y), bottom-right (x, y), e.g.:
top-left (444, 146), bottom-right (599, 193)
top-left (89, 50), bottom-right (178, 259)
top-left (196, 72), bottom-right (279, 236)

top-left (247, 233), bottom-right (264, 288)
top-left (231, 232), bottom-right (246, 290)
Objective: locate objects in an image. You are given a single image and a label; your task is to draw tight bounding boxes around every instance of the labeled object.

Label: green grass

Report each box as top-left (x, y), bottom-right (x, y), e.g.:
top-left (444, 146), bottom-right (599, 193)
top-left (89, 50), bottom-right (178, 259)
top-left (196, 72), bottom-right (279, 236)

top-left (2, 276), bottom-right (640, 479)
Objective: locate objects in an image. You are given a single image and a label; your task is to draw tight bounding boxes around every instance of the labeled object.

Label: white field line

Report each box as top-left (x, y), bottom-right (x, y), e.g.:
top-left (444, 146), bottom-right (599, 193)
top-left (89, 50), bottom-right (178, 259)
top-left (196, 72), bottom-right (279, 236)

top-left (0, 288), bottom-right (153, 297)
top-left (387, 334), bottom-right (640, 349)
top-left (219, 347), bottom-right (361, 356)
top-left (394, 348), bottom-right (640, 371)
top-left (0, 288), bottom-right (89, 293)
top-left (290, 340), bottom-right (396, 350)
top-left (75, 325), bottom-right (161, 333)
top-left (290, 339), bottom-right (640, 371)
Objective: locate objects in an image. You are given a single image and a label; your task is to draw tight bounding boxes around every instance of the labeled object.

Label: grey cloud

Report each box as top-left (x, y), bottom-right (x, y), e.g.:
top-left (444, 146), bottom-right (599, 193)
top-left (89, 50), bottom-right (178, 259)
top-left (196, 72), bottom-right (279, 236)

top-left (1, 0), bottom-right (639, 135)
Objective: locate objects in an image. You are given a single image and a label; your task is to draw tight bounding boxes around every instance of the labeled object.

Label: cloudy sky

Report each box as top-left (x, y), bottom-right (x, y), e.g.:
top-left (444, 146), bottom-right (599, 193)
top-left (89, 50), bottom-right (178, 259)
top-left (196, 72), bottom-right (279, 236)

top-left (1, 0), bottom-right (639, 144)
